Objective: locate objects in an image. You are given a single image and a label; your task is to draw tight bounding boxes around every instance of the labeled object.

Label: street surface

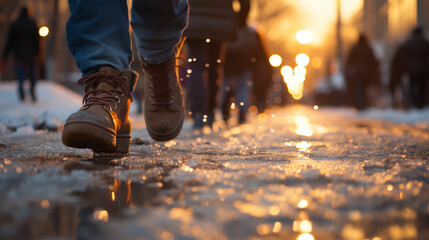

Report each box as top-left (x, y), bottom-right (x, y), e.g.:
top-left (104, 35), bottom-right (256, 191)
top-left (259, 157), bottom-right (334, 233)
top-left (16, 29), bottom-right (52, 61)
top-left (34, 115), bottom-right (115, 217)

top-left (1, 105), bottom-right (428, 240)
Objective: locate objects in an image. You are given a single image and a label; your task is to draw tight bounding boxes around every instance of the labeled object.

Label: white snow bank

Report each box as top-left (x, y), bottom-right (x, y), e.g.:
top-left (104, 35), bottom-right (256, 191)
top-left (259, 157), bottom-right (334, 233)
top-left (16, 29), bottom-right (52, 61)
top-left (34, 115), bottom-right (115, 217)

top-left (0, 81), bottom-right (82, 134)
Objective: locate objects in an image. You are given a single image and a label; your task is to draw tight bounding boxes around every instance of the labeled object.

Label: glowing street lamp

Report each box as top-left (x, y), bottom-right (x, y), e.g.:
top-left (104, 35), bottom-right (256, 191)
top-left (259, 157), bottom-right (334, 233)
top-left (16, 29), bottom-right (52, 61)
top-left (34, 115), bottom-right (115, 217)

top-left (281, 65), bottom-right (293, 77)
top-left (296, 30), bottom-right (313, 45)
top-left (269, 54), bottom-right (282, 67)
top-left (295, 53), bottom-right (310, 67)
top-left (39, 26), bottom-right (49, 37)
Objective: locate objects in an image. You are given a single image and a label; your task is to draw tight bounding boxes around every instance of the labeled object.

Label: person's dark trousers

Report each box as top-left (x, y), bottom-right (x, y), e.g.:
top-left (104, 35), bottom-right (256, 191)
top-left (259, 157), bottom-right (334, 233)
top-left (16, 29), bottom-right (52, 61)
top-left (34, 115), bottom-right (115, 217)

top-left (409, 74), bottom-right (428, 109)
top-left (15, 60), bottom-right (36, 102)
top-left (187, 38), bottom-right (223, 128)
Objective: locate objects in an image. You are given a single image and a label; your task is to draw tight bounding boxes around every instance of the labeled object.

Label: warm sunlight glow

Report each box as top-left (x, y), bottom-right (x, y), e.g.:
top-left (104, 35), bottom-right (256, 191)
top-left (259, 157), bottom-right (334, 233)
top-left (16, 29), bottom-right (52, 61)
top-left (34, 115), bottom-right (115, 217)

top-left (296, 53), bottom-right (310, 67)
top-left (269, 54), bottom-right (282, 67)
top-left (311, 57), bottom-right (322, 68)
top-left (296, 30), bottom-right (313, 44)
top-left (281, 65), bottom-right (293, 77)
top-left (298, 199), bottom-right (309, 208)
top-left (39, 26), bottom-right (49, 37)
top-left (297, 233), bottom-right (315, 240)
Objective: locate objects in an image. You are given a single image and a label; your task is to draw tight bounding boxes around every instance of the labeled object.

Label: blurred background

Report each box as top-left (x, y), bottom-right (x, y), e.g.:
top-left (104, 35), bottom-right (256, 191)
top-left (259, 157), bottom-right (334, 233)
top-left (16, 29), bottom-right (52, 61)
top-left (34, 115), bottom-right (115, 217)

top-left (1, 0), bottom-right (428, 109)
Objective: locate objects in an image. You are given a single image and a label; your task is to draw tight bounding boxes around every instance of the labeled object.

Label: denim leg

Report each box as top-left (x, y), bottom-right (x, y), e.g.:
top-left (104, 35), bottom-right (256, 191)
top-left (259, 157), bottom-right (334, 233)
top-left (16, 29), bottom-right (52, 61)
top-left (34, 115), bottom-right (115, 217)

top-left (235, 71), bottom-right (252, 113)
top-left (131, 0), bottom-right (188, 64)
top-left (15, 63), bottom-right (25, 100)
top-left (66, 0), bottom-right (131, 76)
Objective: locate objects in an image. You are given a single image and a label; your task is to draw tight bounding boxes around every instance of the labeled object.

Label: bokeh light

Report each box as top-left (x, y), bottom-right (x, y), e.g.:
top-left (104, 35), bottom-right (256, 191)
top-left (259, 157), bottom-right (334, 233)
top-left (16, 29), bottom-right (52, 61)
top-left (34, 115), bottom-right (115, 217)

top-left (39, 26), bottom-right (49, 37)
top-left (296, 30), bottom-right (313, 44)
top-left (281, 65), bottom-right (293, 77)
top-left (311, 57), bottom-right (322, 68)
top-left (269, 54), bottom-right (282, 67)
top-left (296, 53), bottom-right (310, 67)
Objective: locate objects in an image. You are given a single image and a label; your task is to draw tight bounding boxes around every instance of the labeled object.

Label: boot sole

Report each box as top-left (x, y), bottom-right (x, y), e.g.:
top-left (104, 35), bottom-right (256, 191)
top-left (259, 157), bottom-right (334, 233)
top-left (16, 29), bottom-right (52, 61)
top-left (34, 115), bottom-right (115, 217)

top-left (146, 115), bottom-right (184, 142)
top-left (62, 121), bottom-right (130, 153)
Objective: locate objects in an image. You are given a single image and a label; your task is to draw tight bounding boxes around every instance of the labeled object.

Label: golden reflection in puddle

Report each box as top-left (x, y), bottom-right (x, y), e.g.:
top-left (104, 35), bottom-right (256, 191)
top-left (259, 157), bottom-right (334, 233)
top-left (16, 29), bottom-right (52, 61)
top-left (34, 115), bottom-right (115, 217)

top-left (298, 199), bottom-right (309, 209)
top-left (273, 221), bottom-right (282, 233)
top-left (341, 224), bottom-right (364, 240)
top-left (269, 205), bottom-right (281, 216)
top-left (93, 209), bottom-right (109, 222)
top-left (294, 116), bottom-right (313, 137)
top-left (293, 220), bottom-right (313, 232)
top-left (169, 208), bottom-right (193, 223)
top-left (297, 233), bottom-right (315, 240)
top-left (233, 201), bottom-right (267, 217)
top-left (296, 141), bottom-right (312, 152)
top-left (160, 231), bottom-right (175, 240)
top-left (256, 223), bottom-right (271, 235)
top-left (111, 191), bottom-right (116, 202)
top-left (387, 184), bottom-right (394, 191)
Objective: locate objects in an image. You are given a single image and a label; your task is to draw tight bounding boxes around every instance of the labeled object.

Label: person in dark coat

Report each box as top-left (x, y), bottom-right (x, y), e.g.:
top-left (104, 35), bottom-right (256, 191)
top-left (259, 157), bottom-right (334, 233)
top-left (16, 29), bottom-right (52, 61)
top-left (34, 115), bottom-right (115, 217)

top-left (221, 0), bottom-right (254, 124)
top-left (1, 6), bottom-right (40, 102)
top-left (401, 27), bottom-right (429, 108)
top-left (250, 27), bottom-right (272, 114)
top-left (345, 34), bottom-right (379, 110)
top-left (184, 0), bottom-right (245, 129)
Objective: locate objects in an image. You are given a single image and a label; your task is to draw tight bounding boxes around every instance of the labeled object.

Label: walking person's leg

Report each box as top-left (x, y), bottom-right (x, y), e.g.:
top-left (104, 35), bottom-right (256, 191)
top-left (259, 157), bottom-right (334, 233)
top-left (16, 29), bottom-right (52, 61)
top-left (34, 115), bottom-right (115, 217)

top-left (235, 71), bottom-right (252, 124)
top-left (221, 76), bottom-right (233, 122)
top-left (131, 0), bottom-right (188, 140)
top-left (14, 62), bottom-right (25, 102)
top-left (29, 62), bottom-right (37, 102)
top-left (187, 38), bottom-right (209, 129)
top-left (62, 0), bottom-right (138, 153)
top-left (207, 41), bottom-right (223, 127)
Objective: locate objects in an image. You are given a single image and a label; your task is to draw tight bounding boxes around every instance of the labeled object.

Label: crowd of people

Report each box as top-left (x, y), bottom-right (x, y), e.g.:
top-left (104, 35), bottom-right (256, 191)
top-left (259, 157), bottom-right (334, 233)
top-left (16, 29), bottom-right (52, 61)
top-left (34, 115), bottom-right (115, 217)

top-left (345, 28), bottom-right (429, 110)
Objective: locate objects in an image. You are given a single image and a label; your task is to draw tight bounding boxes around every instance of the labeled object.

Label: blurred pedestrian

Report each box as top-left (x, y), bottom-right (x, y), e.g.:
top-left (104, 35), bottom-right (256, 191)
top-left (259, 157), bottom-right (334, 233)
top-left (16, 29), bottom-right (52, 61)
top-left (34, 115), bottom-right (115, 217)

top-left (184, 0), bottom-right (244, 129)
top-left (61, 0), bottom-right (188, 153)
top-left (250, 26), bottom-right (272, 114)
top-left (345, 33), bottom-right (379, 110)
top-left (1, 6), bottom-right (40, 102)
top-left (394, 27), bottom-right (429, 109)
top-left (389, 43), bottom-right (406, 108)
top-left (221, 2), bottom-right (259, 124)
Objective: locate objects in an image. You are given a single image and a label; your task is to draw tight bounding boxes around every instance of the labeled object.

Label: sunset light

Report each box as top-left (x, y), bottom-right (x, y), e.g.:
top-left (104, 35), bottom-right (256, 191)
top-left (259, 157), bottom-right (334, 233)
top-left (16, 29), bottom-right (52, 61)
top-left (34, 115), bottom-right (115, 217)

top-left (296, 30), bottom-right (313, 44)
top-left (269, 54), bottom-right (282, 67)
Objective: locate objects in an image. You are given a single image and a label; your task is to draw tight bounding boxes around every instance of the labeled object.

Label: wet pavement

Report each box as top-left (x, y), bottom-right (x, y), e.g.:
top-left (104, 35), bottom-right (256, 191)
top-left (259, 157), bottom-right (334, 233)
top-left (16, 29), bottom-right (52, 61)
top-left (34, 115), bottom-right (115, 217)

top-left (0, 105), bottom-right (428, 240)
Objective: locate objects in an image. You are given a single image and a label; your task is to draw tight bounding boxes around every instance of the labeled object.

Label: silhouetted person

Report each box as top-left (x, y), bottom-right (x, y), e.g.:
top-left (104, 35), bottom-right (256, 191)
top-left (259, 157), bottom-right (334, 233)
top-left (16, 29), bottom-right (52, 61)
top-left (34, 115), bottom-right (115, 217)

top-left (250, 27), bottom-right (272, 114)
top-left (221, 0), bottom-right (255, 124)
top-left (345, 34), bottom-right (379, 110)
top-left (401, 27), bottom-right (429, 108)
top-left (389, 43), bottom-right (406, 108)
top-left (1, 6), bottom-right (40, 102)
top-left (184, 0), bottom-right (246, 129)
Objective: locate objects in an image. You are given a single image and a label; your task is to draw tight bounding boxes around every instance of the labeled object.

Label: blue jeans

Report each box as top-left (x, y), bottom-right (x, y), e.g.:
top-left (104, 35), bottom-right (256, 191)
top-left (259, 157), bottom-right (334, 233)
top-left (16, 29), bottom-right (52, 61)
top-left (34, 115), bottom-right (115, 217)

top-left (15, 60), bottom-right (36, 100)
top-left (221, 71), bottom-right (252, 120)
top-left (66, 0), bottom-right (189, 76)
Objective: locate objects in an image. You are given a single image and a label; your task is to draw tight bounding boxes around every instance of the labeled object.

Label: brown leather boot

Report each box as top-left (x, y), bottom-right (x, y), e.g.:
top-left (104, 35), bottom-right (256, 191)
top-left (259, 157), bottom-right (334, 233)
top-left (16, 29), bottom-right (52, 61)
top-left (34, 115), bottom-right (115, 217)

top-left (142, 57), bottom-right (184, 141)
top-left (62, 66), bottom-right (137, 153)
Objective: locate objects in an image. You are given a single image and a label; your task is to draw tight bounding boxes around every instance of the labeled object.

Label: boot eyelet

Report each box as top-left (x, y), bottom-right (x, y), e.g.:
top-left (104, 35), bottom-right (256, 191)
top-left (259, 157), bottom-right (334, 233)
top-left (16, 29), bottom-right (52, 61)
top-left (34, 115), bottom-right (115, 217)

top-left (115, 96), bottom-right (120, 103)
top-left (170, 101), bottom-right (174, 106)
top-left (123, 76), bottom-right (128, 81)
top-left (121, 92), bottom-right (125, 96)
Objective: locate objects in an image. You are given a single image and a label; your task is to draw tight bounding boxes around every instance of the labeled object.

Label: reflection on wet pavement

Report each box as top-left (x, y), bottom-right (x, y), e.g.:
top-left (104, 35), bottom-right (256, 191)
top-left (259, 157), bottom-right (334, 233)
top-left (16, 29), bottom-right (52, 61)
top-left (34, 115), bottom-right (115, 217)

top-left (0, 105), bottom-right (429, 239)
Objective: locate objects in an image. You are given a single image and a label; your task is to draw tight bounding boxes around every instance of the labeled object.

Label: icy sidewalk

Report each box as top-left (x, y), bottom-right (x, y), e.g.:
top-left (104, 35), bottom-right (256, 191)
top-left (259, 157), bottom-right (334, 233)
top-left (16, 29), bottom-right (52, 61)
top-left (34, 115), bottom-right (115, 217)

top-left (0, 82), bottom-right (429, 240)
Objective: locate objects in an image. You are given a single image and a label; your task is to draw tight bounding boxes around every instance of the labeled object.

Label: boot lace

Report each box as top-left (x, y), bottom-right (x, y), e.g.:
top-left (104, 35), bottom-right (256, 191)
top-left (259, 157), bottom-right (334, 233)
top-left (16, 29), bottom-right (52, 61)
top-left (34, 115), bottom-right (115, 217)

top-left (78, 72), bottom-right (132, 110)
top-left (144, 58), bottom-right (179, 106)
